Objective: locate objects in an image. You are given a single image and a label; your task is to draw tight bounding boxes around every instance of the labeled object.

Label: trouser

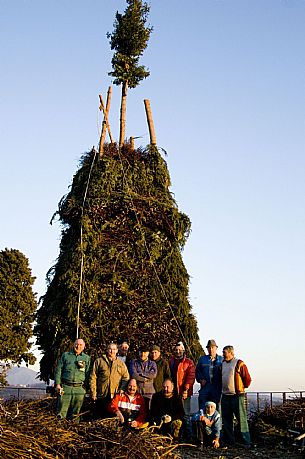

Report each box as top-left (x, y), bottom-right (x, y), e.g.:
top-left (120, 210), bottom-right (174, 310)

top-left (192, 420), bottom-right (216, 447)
top-left (198, 384), bottom-right (221, 412)
top-left (57, 384), bottom-right (86, 421)
top-left (94, 394), bottom-right (112, 419)
top-left (221, 394), bottom-right (251, 445)
top-left (182, 397), bottom-right (192, 441)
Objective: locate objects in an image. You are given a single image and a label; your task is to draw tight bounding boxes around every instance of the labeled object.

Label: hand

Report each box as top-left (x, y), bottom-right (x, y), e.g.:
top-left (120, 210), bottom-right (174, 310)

top-left (92, 395), bottom-right (97, 401)
top-left (200, 379), bottom-right (207, 387)
top-left (161, 414), bottom-right (172, 423)
top-left (119, 389), bottom-right (124, 396)
top-left (116, 411), bottom-right (124, 424)
top-left (55, 384), bottom-right (62, 394)
top-left (212, 437), bottom-right (220, 448)
top-left (182, 390), bottom-right (188, 400)
top-left (130, 420), bottom-right (138, 428)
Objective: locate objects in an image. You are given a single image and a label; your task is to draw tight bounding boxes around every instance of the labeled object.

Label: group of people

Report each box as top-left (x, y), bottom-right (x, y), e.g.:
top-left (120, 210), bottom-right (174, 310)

top-left (54, 337), bottom-right (252, 448)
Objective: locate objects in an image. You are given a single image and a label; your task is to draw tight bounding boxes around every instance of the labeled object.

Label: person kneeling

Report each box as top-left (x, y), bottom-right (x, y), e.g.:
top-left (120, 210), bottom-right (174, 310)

top-left (192, 401), bottom-right (220, 448)
top-left (108, 378), bottom-right (147, 428)
top-left (150, 379), bottom-right (184, 440)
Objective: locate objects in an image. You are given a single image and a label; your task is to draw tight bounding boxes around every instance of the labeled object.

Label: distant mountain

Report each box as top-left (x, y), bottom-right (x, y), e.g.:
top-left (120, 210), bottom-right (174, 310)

top-left (7, 366), bottom-right (45, 387)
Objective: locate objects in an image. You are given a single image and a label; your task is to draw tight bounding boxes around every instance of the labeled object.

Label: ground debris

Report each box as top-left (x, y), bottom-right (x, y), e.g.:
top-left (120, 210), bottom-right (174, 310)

top-left (0, 398), bottom-right (180, 458)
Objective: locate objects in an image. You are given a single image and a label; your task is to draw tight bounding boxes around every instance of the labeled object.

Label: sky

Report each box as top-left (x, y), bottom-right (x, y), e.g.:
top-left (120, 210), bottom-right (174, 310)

top-left (0, 0), bottom-right (304, 392)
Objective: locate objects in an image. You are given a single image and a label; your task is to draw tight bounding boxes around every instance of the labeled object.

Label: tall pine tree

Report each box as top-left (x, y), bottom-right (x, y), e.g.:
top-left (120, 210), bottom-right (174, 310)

top-left (35, 144), bottom-right (203, 381)
top-left (107, 0), bottom-right (152, 146)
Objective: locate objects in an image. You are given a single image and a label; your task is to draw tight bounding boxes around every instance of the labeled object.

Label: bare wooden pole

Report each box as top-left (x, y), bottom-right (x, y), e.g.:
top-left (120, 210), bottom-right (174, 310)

top-left (129, 136), bottom-right (135, 150)
top-left (99, 88), bottom-right (114, 158)
top-left (144, 99), bottom-right (157, 146)
top-left (119, 81), bottom-right (128, 148)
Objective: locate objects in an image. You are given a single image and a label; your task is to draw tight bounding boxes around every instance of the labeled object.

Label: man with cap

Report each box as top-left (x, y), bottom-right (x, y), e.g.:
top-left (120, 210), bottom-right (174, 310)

top-left (130, 345), bottom-right (157, 411)
top-left (54, 338), bottom-right (91, 421)
top-left (150, 345), bottom-right (171, 393)
top-left (169, 341), bottom-right (195, 441)
top-left (221, 345), bottom-right (252, 446)
top-left (196, 339), bottom-right (222, 411)
top-left (192, 401), bottom-right (221, 448)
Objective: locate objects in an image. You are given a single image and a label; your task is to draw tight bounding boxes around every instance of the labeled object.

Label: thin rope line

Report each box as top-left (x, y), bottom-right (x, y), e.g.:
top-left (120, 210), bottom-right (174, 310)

top-left (76, 147), bottom-right (98, 339)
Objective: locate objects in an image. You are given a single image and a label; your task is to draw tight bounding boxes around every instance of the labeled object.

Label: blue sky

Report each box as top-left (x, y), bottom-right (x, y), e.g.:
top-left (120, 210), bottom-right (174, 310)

top-left (0, 1), bottom-right (304, 391)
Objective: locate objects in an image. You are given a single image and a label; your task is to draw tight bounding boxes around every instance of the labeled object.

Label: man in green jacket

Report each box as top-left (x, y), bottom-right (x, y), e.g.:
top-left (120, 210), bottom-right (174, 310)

top-left (150, 345), bottom-right (171, 393)
top-left (90, 342), bottom-right (129, 418)
top-left (55, 338), bottom-right (91, 421)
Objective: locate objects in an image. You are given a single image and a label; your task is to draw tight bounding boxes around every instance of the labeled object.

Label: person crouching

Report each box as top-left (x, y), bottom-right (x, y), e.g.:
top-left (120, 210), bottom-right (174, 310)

top-left (192, 401), bottom-right (221, 449)
top-left (108, 378), bottom-right (147, 428)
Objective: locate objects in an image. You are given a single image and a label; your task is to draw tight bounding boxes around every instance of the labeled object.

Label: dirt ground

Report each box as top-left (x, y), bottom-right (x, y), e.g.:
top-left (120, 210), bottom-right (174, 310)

top-left (176, 443), bottom-right (304, 459)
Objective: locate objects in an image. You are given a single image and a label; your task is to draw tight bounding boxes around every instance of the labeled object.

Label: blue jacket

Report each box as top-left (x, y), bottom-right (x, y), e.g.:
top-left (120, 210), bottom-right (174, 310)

top-left (195, 354), bottom-right (222, 395)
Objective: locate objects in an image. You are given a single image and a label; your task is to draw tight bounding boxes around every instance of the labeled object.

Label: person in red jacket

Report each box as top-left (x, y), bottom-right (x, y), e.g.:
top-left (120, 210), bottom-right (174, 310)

top-left (169, 341), bottom-right (195, 441)
top-left (221, 345), bottom-right (252, 446)
top-left (108, 378), bottom-right (147, 428)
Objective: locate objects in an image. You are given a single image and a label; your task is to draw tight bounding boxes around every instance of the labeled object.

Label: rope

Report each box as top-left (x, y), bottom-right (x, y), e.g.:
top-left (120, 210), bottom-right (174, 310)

top-left (76, 147), bottom-right (98, 339)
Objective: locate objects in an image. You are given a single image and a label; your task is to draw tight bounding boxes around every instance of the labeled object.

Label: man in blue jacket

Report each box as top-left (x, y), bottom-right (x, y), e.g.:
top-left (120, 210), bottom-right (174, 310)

top-left (195, 339), bottom-right (222, 411)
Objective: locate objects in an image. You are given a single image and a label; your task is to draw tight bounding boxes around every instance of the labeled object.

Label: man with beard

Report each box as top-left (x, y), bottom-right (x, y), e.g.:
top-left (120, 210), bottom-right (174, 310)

top-left (108, 378), bottom-right (147, 427)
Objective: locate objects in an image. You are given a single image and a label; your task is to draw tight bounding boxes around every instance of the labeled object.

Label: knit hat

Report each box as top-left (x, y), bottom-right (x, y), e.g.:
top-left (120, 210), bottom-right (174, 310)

top-left (205, 401), bottom-right (216, 409)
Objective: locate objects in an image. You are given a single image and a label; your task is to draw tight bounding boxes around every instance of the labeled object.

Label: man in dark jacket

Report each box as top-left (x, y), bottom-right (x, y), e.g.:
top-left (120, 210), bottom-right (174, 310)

top-left (150, 345), bottom-right (171, 393)
top-left (55, 338), bottom-right (91, 420)
top-left (150, 378), bottom-right (184, 439)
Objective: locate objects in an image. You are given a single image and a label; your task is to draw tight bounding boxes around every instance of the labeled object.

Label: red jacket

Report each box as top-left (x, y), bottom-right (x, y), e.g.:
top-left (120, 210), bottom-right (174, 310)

top-left (108, 392), bottom-right (147, 426)
top-left (169, 355), bottom-right (196, 397)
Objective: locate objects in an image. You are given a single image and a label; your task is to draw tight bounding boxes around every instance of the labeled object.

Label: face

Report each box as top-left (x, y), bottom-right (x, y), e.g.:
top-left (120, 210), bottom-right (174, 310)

top-left (163, 380), bottom-right (174, 397)
top-left (223, 348), bottom-right (234, 361)
top-left (74, 339), bottom-right (85, 355)
top-left (174, 345), bottom-right (184, 358)
top-left (207, 345), bottom-right (217, 357)
top-left (151, 349), bottom-right (160, 361)
top-left (107, 344), bottom-right (118, 359)
top-left (205, 404), bottom-right (216, 416)
top-left (127, 379), bottom-right (137, 396)
top-left (139, 350), bottom-right (149, 361)
top-left (120, 342), bottom-right (129, 356)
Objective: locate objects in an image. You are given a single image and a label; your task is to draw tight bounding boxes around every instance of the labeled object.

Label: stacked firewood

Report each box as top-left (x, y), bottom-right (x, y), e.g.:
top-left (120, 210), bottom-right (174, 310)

top-left (0, 398), bottom-right (180, 459)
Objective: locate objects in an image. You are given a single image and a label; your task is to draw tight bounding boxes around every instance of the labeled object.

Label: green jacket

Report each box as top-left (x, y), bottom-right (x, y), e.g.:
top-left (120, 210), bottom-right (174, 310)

top-left (54, 350), bottom-right (91, 387)
top-left (90, 355), bottom-right (129, 399)
top-left (153, 357), bottom-right (171, 393)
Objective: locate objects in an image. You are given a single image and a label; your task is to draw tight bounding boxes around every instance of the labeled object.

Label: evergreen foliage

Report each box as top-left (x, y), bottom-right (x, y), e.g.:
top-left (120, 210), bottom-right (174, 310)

top-left (107, 0), bottom-right (152, 89)
top-left (0, 248), bottom-right (36, 384)
top-left (35, 144), bottom-right (203, 382)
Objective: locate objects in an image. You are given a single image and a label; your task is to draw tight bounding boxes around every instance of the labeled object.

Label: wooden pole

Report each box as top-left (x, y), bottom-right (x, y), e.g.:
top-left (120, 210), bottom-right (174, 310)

top-left (119, 81), bottom-right (128, 148)
top-left (129, 136), bottom-right (135, 150)
top-left (144, 99), bottom-right (157, 146)
top-left (99, 88), bottom-right (113, 158)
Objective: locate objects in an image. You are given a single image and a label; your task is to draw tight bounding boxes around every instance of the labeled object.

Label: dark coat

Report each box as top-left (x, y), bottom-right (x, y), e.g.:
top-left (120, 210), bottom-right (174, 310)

top-left (153, 357), bottom-right (171, 393)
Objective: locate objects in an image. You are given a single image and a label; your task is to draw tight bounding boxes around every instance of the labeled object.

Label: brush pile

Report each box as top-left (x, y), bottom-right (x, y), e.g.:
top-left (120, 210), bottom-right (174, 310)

top-left (0, 398), bottom-right (180, 459)
top-left (250, 396), bottom-right (305, 448)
